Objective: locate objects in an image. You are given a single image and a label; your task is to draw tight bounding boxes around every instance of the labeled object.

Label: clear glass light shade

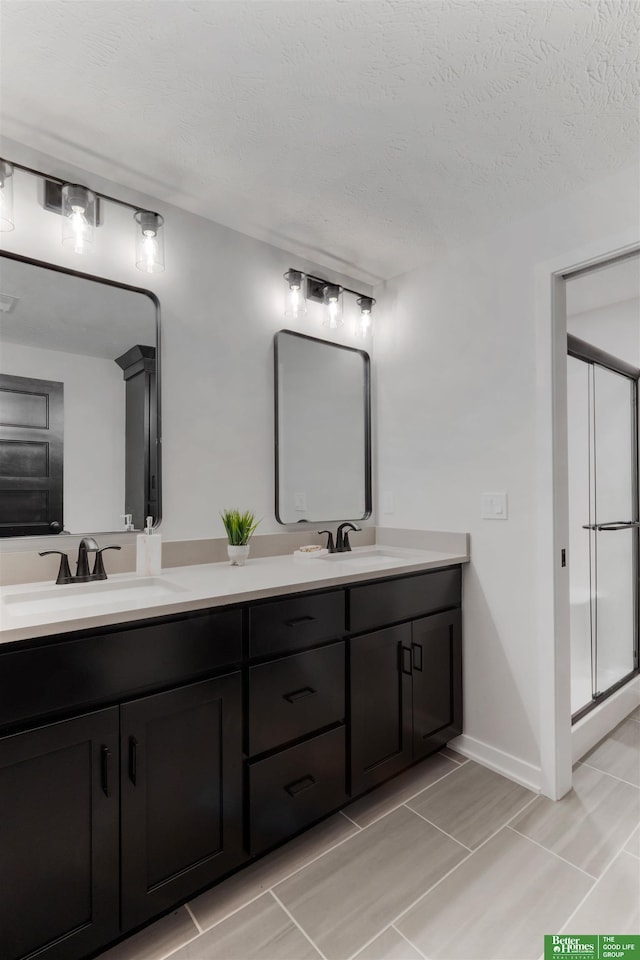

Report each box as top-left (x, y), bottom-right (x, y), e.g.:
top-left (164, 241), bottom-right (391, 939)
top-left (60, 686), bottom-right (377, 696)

top-left (135, 211), bottom-right (165, 274)
top-left (284, 270), bottom-right (307, 319)
top-left (356, 296), bottom-right (374, 337)
top-left (0, 161), bottom-right (14, 232)
top-left (322, 284), bottom-right (343, 328)
top-left (61, 184), bottom-right (96, 254)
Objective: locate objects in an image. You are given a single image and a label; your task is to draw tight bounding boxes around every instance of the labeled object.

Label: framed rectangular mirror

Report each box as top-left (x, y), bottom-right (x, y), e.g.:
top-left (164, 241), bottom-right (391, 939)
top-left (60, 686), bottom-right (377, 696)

top-left (274, 329), bottom-right (371, 525)
top-left (0, 251), bottom-right (161, 537)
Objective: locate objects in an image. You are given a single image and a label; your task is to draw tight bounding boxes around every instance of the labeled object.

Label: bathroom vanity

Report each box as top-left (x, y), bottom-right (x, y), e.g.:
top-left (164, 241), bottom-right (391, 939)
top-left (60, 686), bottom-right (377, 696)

top-left (0, 545), bottom-right (466, 960)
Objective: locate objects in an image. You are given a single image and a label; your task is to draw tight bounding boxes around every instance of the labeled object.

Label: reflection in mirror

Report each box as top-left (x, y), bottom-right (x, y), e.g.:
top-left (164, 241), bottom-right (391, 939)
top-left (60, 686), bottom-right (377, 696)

top-left (275, 330), bottom-right (371, 524)
top-left (0, 252), bottom-right (160, 537)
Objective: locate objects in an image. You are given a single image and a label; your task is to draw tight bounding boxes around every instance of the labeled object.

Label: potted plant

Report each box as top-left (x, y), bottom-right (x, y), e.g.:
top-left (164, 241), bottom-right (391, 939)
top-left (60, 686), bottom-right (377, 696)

top-left (220, 508), bottom-right (261, 565)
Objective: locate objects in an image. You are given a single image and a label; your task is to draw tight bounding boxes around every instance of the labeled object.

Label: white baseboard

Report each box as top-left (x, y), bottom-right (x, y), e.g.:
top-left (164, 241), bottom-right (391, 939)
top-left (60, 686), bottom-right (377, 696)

top-left (572, 675), bottom-right (640, 763)
top-left (449, 734), bottom-right (542, 794)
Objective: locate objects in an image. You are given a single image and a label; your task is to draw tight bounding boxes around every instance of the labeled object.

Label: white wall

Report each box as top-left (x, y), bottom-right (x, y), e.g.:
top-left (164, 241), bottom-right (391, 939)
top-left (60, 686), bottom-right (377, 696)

top-left (0, 137), bottom-right (373, 542)
top-left (0, 341), bottom-right (124, 531)
top-left (374, 164), bottom-right (640, 787)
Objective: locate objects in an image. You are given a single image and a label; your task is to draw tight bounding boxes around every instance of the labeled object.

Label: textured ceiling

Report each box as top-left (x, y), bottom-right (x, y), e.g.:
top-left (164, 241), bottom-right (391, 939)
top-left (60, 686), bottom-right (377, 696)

top-left (1, 1), bottom-right (639, 282)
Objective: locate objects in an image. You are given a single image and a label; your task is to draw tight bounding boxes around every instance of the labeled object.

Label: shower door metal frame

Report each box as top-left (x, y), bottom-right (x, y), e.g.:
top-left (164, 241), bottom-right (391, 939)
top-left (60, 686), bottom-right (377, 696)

top-left (568, 333), bottom-right (640, 723)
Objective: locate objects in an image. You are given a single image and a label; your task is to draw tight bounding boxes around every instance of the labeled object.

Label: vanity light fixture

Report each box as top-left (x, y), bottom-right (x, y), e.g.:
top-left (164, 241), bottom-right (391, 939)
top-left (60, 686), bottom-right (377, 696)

top-left (0, 160), bottom-right (15, 232)
top-left (283, 268), bottom-right (375, 336)
top-left (61, 184), bottom-right (96, 254)
top-left (322, 283), bottom-right (343, 328)
top-left (284, 269), bottom-right (307, 318)
top-left (135, 211), bottom-right (165, 274)
top-left (2, 158), bottom-right (168, 273)
top-left (356, 296), bottom-right (375, 338)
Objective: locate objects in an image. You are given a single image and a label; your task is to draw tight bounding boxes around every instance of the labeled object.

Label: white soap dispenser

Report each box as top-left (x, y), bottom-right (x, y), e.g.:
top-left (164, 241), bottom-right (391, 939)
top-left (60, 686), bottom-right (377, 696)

top-left (136, 516), bottom-right (162, 576)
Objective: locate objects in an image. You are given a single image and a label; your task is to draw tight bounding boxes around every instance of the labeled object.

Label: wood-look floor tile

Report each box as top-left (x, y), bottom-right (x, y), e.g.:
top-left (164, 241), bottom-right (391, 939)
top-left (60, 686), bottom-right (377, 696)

top-left (406, 760), bottom-right (533, 849)
top-left (352, 927), bottom-right (424, 960)
top-left (582, 718), bottom-right (640, 786)
top-left (345, 753), bottom-right (457, 827)
top-left (97, 908), bottom-right (197, 960)
top-left (168, 893), bottom-right (321, 959)
top-left (625, 826), bottom-right (640, 859)
top-left (274, 806), bottom-right (467, 960)
top-left (396, 828), bottom-right (594, 960)
top-left (439, 746), bottom-right (468, 765)
top-left (511, 762), bottom-right (640, 876)
top-left (563, 851), bottom-right (640, 934)
top-left (189, 813), bottom-right (357, 930)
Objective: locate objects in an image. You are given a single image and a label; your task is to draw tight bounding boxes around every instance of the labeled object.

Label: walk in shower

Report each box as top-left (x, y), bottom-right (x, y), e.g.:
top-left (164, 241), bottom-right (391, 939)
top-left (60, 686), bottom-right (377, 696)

top-left (567, 254), bottom-right (640, 720)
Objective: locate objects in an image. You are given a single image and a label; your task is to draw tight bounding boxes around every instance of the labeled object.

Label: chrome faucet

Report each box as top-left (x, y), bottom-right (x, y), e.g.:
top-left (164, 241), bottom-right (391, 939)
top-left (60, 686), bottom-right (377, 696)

top-left (335, 522), bottom-right (361, 552)
top-left (40, 538), bottom-right (121, 584)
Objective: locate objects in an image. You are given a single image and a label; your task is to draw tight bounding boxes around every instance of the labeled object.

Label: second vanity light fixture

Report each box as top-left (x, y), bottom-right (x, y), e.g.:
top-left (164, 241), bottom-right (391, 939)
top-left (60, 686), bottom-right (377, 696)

top-left (0, 158), bottom-right (166, 274)
top-left (284, 269), bottom-right (376, 337)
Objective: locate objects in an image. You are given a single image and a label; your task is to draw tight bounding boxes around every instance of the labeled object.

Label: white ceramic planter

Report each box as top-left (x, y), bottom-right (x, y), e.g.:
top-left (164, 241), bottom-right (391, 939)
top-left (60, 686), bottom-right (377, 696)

top-left (227, 544), bottom-right (250, 566)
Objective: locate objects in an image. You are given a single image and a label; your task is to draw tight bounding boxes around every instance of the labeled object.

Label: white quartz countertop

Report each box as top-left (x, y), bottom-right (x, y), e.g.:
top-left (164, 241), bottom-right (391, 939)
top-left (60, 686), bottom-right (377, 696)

top-left (0, 544), bottom-right (469, 647)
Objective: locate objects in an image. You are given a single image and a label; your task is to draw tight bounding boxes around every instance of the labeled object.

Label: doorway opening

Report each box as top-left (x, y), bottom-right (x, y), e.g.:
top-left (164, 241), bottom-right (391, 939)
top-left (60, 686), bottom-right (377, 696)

top-left (564, 252), bottom-right (640, 722)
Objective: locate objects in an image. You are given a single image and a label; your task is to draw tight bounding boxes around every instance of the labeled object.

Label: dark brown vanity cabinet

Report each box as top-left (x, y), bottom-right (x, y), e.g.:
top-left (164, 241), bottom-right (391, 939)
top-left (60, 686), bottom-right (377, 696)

top-left (349, 570), bottom-right (462, 796)
top-left (0, 708), bottom-right (120, 960)
top-left (0, 608), bottom-right (244, 960)
top-left (120, 673), bottom-right (244, 931)
top-left (0, 563), bottom-right (463, 960)
top-left (247, 591), bottom-right (348, 855)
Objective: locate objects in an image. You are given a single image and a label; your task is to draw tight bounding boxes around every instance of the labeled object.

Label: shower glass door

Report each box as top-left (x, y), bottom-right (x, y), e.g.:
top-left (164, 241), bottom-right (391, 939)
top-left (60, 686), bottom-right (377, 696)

top-left (592, 364), bottom-right (637, 695)
top-left (568, 338), bottom-right (639, 719)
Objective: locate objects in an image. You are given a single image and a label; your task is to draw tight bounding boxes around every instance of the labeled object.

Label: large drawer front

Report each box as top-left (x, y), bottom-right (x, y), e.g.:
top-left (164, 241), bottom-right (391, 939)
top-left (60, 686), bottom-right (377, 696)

top-left (248, 643), bottom-right (345, 756)
top-left (0, 609), bottom-right (242, 731)
top-left (349, 567), bottom-right (461, 634)
top-left (249, 726), bottom-right (346, 854)
top-left (249, 590), bottom-right (344, 658)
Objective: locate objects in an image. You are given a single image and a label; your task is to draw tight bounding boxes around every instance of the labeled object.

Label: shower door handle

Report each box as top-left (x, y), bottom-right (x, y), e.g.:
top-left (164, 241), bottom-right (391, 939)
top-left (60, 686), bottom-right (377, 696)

top-left (596, 521), bottom-right (640, 531)
top-left (582, 521), bottom-right (640, 531)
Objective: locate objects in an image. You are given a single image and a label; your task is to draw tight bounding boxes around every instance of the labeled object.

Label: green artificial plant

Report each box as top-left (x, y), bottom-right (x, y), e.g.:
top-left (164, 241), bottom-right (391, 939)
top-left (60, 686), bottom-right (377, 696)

top-left (220, 508), bottom-right (261, 546)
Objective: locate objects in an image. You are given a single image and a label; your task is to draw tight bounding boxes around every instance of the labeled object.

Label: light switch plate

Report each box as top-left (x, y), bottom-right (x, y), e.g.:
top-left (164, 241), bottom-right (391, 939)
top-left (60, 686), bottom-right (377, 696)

top-left (294, 492), bottom-right (307, 511)
top-left (382, 491), bottom-right (394, 514)
top-left (481, 492), bottom-right (508, 520)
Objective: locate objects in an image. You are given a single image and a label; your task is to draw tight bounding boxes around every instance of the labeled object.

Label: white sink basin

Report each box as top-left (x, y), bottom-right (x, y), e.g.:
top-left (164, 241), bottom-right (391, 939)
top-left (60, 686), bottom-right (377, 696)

top-left (3, 577), bottom-right (188, 617)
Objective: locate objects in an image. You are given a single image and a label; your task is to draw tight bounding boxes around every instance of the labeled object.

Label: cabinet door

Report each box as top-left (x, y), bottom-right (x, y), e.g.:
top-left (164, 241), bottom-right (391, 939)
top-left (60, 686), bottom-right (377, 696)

top-left (0, 708), bottom-right (119, 960)
top-left (411, 609), bottom-right (462, 760)
top-left (120, 673), bottom-right (244, 931)
top-left (350, 624), bottom-right (413, 796)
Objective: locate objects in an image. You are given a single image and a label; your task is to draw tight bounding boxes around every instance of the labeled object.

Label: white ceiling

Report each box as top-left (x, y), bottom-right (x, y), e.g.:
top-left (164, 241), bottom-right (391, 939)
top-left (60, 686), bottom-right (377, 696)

top-left (1, 0), bottom-right (638, 283)
top-left (566, 254), bottom-right (640, 316)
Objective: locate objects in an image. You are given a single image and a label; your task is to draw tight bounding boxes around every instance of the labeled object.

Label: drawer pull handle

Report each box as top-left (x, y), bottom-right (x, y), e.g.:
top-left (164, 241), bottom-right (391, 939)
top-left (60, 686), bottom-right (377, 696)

top-left (285, 615), bottom-right (317, 628)
top-left (284, 774), bottom-right (317, 798)
top-left (129, 736), bottom-right (138, 785)
top-left (412, 642), bottom-right (423, 672)
top-left (283, 686), bottom-right (316, 704)
top-left (101, 745), bottom-right (111, 797)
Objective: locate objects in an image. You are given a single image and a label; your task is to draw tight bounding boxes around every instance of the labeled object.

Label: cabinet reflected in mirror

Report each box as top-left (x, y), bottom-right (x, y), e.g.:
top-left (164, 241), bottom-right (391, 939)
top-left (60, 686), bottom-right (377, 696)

top-left (274, 330), bottom-right (371, 525)
top-left (0, 252), bottom-right (160, 537)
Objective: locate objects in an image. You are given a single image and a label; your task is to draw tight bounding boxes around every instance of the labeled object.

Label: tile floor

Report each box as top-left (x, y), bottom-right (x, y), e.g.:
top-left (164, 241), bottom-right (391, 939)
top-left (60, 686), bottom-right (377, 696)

top-left (99, 715), bottom-right (640, 960)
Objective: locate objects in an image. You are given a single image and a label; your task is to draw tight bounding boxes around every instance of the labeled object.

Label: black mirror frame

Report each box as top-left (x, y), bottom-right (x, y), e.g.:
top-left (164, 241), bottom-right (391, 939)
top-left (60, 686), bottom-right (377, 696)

top-left (0, 249), bottom-right (162, 539)
top-left (274, 328), bottom-right (372, 525)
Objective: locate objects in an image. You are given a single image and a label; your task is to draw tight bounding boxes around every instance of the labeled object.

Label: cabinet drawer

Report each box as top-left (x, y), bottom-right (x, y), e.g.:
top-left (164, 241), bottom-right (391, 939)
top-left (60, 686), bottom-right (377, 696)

top-left (0, 608), bottom-right (242, 731)
top-left (249, 590), bottom-right (345, 658)
top-left (349, 567), bottom-right (461, 634)
top-left (249, 643), bottom-right (345, 755)
top-left (249, 726), bottom-right (346, 854)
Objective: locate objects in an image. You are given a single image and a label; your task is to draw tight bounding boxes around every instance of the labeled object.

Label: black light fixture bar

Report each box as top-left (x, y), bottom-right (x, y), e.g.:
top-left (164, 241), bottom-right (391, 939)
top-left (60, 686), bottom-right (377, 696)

top-left (3, 157), bottom-right (150, 216)
top-left (293, 269), bottom-right (375, 307)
